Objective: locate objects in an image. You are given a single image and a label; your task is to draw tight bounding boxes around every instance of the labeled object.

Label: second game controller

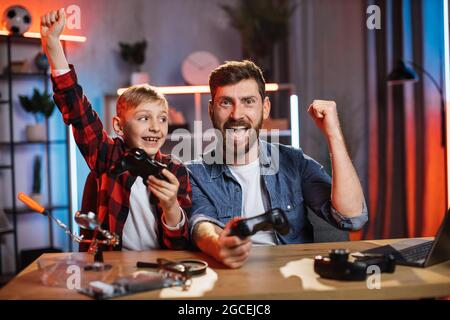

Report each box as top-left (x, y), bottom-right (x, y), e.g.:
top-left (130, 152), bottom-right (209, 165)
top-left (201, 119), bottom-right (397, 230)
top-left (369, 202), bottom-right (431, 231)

top-left (229, 208), bottom-right (290, 238)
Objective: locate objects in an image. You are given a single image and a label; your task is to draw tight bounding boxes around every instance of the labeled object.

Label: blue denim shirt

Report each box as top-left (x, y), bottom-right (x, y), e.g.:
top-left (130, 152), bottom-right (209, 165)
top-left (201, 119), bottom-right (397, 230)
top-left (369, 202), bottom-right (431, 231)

top-left (187, 140), bottom-right (368, 244)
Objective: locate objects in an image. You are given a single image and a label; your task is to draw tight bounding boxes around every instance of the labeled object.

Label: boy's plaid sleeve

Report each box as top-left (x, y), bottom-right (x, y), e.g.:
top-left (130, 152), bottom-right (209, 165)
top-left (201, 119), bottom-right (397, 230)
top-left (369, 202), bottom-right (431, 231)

top-left (51, 64), bottom-right (115, 173)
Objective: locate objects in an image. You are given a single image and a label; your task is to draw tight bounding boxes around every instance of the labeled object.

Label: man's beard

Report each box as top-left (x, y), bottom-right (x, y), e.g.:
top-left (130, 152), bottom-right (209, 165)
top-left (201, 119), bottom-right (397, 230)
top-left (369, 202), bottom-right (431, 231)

top-left (211, 114), bottom-right (263, 163)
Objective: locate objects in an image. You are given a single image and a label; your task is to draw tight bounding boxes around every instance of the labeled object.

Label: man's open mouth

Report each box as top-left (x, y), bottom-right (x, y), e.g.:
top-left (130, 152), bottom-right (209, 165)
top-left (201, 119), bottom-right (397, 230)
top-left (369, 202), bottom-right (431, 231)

top-left (228, 126), bottom-right (247, 132)
top-left (225, 126), bottom-right (251, 138)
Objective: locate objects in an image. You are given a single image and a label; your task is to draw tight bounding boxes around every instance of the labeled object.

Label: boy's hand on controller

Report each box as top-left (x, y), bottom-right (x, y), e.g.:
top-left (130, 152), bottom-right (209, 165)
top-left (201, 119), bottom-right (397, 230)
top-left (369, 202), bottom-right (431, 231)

top-left (147, 169), bottom-right (181, 226)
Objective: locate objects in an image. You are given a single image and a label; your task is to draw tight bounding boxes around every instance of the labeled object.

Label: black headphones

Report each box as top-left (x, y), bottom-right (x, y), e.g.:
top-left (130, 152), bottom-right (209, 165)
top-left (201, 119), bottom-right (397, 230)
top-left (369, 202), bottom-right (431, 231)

top-left (314, 249), bottom-right (396, 281)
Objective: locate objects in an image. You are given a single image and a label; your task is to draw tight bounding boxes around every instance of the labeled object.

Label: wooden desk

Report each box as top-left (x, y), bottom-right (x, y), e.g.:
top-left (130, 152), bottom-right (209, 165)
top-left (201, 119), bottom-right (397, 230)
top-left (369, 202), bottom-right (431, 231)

top-left (0, 238), bottom-right (449, 300)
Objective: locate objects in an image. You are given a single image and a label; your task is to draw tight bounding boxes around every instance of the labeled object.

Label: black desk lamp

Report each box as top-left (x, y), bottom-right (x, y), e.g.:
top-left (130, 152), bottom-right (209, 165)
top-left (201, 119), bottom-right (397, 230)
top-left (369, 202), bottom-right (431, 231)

top-left (387, 59), bottom-right (446, 147)
top-left (388, 59), bottom-right (448, 211)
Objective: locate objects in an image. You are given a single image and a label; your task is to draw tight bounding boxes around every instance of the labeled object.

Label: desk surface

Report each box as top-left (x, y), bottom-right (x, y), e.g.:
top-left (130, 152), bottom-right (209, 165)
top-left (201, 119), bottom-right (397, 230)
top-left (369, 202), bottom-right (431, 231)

top-left (0, 238), bottom-right (449, 300)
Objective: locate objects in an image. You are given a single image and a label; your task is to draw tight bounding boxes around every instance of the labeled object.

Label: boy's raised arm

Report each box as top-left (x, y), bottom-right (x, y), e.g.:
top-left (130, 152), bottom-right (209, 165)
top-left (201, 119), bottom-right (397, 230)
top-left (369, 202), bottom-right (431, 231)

top-left (40, 8), bottom-right (115, 173)
top-left (40, 8), bottom-right (69, 71)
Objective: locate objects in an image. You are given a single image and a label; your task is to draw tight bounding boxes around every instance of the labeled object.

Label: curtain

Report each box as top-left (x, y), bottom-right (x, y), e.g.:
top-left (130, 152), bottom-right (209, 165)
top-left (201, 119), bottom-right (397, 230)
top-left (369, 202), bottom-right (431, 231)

top-left (365, 0), bottom-right (446, 239)
top-left (288, 0), bottom-right (446, 240)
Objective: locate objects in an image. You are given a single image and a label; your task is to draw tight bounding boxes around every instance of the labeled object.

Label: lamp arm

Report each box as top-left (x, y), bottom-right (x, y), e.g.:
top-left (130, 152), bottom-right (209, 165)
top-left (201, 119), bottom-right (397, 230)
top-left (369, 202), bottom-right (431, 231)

top-left (406, 61), bottom-right (443, 97)
top-left (406, 61), bottom-right (446, 147)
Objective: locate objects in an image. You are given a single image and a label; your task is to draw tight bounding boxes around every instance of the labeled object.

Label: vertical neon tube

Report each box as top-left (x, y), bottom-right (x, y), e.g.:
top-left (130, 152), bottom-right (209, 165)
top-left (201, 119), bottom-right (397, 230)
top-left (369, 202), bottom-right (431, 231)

top-left (444, 0), bottom-right (450, 208)
top-left (69, 126), bottom-right (79, 234)
top-left (290, 95), bottom-right (300, 148)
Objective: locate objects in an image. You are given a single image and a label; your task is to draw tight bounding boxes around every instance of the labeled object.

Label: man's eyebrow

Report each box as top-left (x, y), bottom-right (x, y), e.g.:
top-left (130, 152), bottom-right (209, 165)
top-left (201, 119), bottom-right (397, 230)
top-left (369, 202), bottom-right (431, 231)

top-left (216, 95), bottom-right (257, 101)
top-left (240, 95), bottom-right (257, 100)
top-left (216, 95), bottom-right (233, 100)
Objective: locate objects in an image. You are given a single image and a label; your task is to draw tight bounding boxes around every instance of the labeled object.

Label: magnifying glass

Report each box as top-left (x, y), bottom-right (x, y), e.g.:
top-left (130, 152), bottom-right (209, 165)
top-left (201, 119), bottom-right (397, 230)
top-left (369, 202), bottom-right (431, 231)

top-left (136, 259), bottom-right (208, 276)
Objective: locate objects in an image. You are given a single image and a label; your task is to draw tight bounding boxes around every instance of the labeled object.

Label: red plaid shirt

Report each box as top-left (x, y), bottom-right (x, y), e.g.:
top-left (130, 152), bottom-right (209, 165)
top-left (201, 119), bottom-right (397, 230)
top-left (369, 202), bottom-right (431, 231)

top-left (51, 65), bottom-right (191, 251)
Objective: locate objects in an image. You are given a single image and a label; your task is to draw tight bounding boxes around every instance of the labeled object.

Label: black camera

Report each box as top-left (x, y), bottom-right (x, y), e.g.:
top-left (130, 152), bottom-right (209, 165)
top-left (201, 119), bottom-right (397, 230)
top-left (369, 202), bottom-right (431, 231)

top-left (111, 148), bottom-right (168, 183)
top-left (229, 208), bottom-right (290, 238)
top-left (314, 249), bottom-right (396, 281)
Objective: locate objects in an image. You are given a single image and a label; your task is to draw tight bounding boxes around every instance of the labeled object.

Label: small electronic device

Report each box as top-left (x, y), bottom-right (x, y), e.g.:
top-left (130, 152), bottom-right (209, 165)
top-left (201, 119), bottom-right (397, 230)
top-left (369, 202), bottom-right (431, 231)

top-left (79, 271), bottom-right (185, 300)
top-left (111, 148), bottom-right (168, 183)
top-left (228, 208), bottom-right (290, 238)
top-left (79, 258), bottom-right (194, 299)
top-left (314, 248), bottom-right (396, 281)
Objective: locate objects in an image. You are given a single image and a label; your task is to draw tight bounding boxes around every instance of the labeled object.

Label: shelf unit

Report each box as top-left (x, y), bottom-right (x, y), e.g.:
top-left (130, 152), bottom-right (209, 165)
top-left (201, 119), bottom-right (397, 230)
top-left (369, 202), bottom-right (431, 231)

top-left (0, 34), bottom-right (73, 276)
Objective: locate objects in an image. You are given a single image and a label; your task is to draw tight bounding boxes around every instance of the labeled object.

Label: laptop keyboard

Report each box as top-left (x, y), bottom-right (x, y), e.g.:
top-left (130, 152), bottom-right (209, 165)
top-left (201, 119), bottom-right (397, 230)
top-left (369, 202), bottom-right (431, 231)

top-left (398, 241), bottom-right (433, 262)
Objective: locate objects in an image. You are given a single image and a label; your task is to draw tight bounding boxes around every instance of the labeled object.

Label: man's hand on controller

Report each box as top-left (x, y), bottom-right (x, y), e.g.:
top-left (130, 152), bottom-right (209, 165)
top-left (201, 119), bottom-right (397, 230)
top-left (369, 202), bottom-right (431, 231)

top-left (216, 218), bottom-right (252, 269)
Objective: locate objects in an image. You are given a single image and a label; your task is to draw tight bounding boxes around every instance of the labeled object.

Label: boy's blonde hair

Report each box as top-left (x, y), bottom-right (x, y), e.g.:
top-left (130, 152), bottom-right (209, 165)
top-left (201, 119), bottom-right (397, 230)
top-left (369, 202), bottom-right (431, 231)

top-left (116, 84), bottom-right (168, 118)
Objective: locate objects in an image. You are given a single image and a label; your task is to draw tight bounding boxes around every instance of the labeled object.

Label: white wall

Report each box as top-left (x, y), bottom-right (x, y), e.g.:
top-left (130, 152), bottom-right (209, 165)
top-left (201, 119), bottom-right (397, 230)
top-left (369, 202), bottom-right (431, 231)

top-left (289, 0), bottom-right (368, 192)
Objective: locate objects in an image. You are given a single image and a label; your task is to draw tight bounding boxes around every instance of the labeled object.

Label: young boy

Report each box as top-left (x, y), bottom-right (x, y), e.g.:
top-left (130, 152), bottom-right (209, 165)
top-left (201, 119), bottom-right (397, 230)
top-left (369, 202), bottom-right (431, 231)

top-left (40, 9), bottom-right (191, 252)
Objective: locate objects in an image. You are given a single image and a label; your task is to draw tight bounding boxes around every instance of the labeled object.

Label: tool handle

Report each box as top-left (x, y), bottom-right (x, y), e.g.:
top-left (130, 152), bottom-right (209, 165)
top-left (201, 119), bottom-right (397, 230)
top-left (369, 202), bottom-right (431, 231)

top-left (17, 192), bottom-right (46, 215)
top-left (136, 261), bottom-right (159, 268)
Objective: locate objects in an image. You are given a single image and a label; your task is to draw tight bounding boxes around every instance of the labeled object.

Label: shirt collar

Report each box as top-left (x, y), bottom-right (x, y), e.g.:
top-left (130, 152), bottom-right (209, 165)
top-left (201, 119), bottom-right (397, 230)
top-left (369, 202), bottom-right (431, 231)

top-left (206, 139), bottom-right (272, 180)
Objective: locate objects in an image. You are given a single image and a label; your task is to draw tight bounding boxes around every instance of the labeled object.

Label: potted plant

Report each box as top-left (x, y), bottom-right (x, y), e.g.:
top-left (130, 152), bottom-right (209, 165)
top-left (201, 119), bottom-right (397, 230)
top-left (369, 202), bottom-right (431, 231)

top-left (119, 40), bottom-right (149, 85)
top-left (30, 155), bottom-right (43, 204)
top-left (18, 88), bottom-right (55, 141)
top-left (221, 0), bottom-right (296, 80)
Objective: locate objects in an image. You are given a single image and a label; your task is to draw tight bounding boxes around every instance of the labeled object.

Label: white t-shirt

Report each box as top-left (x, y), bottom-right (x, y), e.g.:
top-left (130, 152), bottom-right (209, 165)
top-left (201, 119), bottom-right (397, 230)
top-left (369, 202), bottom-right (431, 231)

top-left (121, 175), bottom-right (186, 251)
top-left (228, 159), bottom-right (277, 245)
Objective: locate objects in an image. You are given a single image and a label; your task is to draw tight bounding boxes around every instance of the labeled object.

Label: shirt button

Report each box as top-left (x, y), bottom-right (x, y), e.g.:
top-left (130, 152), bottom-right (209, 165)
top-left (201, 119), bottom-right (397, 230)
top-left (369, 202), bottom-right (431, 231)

top-left (287, 205), bottom-right (292, 210)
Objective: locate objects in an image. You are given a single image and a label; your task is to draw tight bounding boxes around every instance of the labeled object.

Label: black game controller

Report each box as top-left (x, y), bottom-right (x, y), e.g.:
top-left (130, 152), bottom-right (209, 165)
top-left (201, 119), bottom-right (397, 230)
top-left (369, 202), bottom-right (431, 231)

top-left (314, 249), bottom-right (396, 281)
top-left (228, 208), bottom-right (290, 238)
top-left (111, 148), bottom-right (168, 183)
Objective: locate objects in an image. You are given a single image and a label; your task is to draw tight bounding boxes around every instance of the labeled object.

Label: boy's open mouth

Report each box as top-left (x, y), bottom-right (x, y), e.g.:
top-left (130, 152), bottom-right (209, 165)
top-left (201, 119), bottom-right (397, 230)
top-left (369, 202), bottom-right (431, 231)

top-left (142, 136), bottom-right (160, 143)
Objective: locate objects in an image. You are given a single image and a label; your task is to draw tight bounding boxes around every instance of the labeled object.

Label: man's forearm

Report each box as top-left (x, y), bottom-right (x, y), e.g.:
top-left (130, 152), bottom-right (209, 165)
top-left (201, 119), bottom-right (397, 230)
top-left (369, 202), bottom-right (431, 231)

top-left (327, 131), bottom-right (364, 217)
top-left (193, 222), bottom-right (222, 260)
top-left (42, 36), bottom-right (69, 71)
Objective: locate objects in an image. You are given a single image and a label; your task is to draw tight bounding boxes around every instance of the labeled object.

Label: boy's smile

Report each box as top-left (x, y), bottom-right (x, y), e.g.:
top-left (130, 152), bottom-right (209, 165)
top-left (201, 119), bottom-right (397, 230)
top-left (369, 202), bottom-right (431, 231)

top-left (118, 101), bottom-right (169, 157)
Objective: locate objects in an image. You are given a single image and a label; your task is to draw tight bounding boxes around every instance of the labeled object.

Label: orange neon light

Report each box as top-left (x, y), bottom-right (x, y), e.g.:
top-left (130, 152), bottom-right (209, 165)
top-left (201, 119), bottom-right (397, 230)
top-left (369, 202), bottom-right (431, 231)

top-left (117, 83), bottom-right (280, 96)
top-left (0, 30), bottom-right (86, 42)
top-left (447, 101), bottom-right (450, 208)
top-left (445, 0), bottom-right (450, 209)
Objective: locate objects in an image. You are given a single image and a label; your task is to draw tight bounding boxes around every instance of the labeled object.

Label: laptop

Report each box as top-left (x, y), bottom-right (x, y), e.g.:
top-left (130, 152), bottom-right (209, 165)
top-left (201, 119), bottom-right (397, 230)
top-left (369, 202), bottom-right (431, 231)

top-left (360, 209), bottom-right (450, 267)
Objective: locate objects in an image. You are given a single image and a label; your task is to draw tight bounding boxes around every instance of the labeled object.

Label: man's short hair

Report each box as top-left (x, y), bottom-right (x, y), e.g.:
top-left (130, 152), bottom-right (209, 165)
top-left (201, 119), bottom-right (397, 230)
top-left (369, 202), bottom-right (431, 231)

top-left (116, 84), bottom-right (167, 118)
top-left (209, 60), bottom-right (266, 102)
